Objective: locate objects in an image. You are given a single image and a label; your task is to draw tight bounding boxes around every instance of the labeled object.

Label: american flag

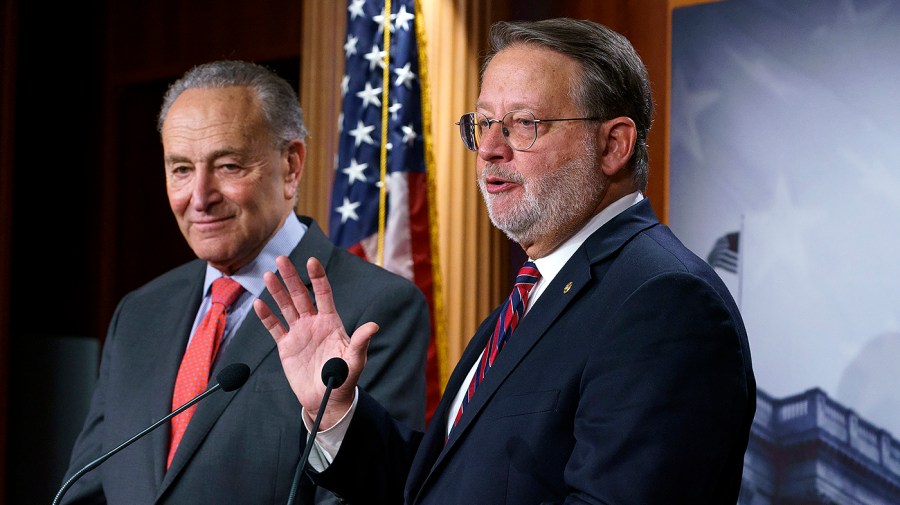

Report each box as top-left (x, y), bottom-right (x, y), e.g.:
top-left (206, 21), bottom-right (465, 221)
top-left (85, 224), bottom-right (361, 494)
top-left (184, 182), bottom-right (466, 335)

top-left (707, 231), bottom-right (740, 274)
top-left (331, 0), bottom-right (444, 422)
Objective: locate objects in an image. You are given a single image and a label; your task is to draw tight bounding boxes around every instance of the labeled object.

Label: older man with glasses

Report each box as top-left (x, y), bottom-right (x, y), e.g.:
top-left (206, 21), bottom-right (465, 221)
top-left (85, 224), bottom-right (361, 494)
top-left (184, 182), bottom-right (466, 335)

top-left (255, 17), bottom-right (756, 505)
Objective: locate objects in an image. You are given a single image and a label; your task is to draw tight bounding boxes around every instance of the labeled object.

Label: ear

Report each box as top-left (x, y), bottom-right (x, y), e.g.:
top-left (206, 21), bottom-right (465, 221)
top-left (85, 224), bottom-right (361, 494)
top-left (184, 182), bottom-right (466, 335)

top-left (598, 116), bottom-right (637, 178)
top-left (283, 139), bottom-right (306, 199)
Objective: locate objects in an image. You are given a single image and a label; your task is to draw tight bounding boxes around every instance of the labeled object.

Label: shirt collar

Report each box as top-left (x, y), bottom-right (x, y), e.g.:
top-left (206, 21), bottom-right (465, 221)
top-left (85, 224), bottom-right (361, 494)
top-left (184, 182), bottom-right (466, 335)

top-left (532, 191), bottom-right (643, 288)
top-left (202, 213), bottom-right (307, 298)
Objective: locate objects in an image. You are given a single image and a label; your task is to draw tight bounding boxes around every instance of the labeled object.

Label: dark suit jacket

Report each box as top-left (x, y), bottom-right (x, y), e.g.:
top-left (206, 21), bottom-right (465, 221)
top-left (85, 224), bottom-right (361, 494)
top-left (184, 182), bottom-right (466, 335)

top-left (61, 217), bottom-right (430, 505)
top-left (314, 200), bottom-right (756, 504)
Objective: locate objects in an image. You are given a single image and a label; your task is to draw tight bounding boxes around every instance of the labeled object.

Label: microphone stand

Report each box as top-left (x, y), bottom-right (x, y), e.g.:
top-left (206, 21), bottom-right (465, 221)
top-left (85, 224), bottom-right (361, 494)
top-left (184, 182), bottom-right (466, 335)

top-left (285, 357), bottom-right (348, 505)
top-left (52, 362), bottom-right (250, 505)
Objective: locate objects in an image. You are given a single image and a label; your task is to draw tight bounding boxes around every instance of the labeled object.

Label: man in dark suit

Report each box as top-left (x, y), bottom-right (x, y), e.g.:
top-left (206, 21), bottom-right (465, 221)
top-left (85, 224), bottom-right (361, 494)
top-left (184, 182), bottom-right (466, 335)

top-left (255, 18), bottom-right (756, 504)
top-left (59, 60), bottom-right (430, 505)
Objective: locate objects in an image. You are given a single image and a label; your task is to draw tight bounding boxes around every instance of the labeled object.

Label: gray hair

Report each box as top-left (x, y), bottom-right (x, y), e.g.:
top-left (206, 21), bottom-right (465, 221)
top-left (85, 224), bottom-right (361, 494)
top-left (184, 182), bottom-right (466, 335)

top-left (484, 18), bottom-right (653, 191)
top-left (157, 60), bottom-right (308, 147)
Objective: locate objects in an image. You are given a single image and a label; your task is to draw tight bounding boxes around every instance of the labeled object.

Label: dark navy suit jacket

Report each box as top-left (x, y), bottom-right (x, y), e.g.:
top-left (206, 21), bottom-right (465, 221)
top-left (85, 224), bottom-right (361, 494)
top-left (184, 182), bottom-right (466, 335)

top-left (315, 200), bottom-right (756, 504)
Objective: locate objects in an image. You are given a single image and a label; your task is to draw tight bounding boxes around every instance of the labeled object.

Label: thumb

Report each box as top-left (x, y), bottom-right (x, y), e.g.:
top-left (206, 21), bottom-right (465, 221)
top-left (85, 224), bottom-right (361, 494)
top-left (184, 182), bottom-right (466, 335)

top-left (328, 323), bottom-right (377, 412)
top-left (348, 322), bottom-right (378, 362)
top-left (342, 322), bottom-right (376, 386)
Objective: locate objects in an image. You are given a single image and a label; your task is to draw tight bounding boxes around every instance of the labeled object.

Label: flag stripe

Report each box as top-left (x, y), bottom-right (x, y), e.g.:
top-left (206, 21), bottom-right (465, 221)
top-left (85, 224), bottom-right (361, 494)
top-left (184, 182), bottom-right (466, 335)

top-left (707, 231), bottom-right (740, 274)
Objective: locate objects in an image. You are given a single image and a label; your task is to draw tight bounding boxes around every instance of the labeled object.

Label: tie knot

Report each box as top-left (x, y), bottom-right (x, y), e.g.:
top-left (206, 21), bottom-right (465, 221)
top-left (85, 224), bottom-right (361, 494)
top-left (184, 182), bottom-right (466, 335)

top-left (210, 277), bottom-right (244, 308)
top-left (516, 261), bottom-right (540, 287)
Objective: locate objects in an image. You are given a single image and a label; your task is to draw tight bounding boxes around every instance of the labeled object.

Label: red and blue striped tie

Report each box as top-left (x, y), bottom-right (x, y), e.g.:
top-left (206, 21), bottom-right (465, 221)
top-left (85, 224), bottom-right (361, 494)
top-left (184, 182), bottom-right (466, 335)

top-left (452, 261), bottom-right (541, 431)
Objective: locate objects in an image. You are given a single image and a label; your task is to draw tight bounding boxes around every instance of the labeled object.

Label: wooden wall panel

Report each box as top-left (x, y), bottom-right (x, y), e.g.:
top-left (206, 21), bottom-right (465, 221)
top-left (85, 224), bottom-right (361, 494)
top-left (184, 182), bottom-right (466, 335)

top-left (296, 1), bottom-right (344, 226)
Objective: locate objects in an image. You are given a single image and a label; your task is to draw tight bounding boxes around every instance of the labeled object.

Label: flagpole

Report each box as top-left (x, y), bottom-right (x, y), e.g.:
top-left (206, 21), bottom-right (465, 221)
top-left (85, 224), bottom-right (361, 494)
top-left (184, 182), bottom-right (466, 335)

top-left (376, 0), bottom-right (393, 267)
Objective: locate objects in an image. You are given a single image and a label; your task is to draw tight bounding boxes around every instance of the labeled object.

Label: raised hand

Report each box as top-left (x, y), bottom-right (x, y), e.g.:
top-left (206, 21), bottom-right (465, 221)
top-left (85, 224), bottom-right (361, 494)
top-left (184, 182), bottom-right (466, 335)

top-left (253, 255), bottom-right (377, 430)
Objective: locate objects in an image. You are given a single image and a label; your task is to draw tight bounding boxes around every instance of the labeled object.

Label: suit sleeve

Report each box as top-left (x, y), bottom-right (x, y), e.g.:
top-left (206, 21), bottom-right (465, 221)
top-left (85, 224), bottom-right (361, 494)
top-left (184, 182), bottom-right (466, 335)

top-left (348, 275), bottom-right (430, 431)
top-left (309, 263), bottom-right (430, 503)
top-left (568, 272), bottom-right (752, 504)
top-left (311, 390), bottom-right (424, 504)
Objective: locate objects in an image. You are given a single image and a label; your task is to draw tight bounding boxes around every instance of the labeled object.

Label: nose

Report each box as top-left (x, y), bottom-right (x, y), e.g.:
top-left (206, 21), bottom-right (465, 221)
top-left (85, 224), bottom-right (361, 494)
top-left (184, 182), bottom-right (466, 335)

top-left (477, 122), bottom-right (513, 163)
top-left (190, 168), bottom-right (221, 211)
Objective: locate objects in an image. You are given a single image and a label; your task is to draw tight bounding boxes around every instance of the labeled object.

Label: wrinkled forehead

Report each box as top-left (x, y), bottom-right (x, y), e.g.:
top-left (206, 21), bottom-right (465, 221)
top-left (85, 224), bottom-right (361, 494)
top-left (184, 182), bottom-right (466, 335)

top-left (161, 87), bottom-right (272, 149)
top-left (165, 87), bottom-right (264, 129)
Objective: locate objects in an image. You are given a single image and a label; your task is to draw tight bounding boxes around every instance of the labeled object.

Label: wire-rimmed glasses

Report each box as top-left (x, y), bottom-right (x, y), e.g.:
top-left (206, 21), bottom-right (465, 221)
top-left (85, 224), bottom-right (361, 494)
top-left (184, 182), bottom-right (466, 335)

top-left (456, 110), bottom-right (603, 151)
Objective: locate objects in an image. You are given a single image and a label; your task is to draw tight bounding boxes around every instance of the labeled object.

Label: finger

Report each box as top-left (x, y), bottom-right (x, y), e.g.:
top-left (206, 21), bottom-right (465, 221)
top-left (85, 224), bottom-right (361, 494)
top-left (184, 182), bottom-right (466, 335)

top-left (306, 257), bottom-right (338, 315)
top-left (262, 269), bottom-right (301, 324)
top-left (276, 256), bottom-right (316, 317)
top-left (253, 298), bottom-right (286, 341)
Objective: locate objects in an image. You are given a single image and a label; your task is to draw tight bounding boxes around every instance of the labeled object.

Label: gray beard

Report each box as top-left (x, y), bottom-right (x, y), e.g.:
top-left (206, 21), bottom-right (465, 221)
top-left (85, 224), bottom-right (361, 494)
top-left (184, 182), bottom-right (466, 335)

top-left (478, 140), bottom-right (604, 248)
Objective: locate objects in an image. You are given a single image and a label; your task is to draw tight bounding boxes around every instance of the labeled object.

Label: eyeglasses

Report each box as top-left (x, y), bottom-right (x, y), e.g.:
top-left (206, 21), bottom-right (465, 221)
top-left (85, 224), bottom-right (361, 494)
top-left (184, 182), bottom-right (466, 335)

top-left (456, 110), bottom-right (603, 151)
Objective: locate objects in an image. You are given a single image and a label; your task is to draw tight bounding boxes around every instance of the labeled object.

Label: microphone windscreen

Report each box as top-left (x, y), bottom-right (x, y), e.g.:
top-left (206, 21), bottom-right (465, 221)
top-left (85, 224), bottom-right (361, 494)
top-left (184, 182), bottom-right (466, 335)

top-left (217, 363), bottom-right (251, 392)
top-left (321, 357), bottom-right (349, 388)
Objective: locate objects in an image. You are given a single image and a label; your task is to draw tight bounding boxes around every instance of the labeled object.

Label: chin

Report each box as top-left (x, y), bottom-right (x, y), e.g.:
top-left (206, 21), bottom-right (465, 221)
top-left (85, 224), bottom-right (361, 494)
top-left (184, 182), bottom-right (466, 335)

top-left (190, 243), bottom-right (232, 263)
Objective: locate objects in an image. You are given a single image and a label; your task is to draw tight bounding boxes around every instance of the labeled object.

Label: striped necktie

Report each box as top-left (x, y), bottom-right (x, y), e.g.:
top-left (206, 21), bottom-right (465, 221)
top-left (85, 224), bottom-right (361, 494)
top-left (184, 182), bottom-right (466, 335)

top-left (451, 261), bottom-right (540, 431)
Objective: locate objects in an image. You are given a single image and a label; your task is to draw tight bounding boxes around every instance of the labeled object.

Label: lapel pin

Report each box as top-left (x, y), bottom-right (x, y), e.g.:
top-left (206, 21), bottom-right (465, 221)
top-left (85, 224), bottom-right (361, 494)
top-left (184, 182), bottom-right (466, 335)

top-left (563, 281), bottom-right (573, 294)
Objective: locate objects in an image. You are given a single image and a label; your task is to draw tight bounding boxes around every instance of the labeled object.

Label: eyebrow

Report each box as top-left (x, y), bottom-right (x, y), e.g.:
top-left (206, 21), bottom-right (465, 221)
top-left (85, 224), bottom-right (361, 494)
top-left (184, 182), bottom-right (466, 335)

top-left (164, 148), bottom-right (244, 165)
top-left (474, 104), bottom-right (538, 115)
top-left (164, 154), bottom-right (191, 165)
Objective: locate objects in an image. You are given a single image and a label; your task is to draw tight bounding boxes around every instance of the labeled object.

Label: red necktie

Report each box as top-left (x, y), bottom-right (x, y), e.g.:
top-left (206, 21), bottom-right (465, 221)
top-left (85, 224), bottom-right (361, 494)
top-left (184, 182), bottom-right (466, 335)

top-left (167, 277), bottom-right (244, 469)
top-left (451, 261), bottom-right (540, 432)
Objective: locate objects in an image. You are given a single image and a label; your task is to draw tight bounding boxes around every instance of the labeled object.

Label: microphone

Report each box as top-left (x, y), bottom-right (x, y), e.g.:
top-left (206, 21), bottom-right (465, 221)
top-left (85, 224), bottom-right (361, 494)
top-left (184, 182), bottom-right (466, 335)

top-left (285, 357), bottom-right (349, 505)
top-left (52, 363), bottom-right (251, 505)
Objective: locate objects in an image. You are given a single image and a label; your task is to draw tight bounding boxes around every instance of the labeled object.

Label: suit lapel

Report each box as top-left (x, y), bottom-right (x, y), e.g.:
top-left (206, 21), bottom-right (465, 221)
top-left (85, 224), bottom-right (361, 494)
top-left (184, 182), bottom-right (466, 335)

top-left (134, 264), bottom-right (206, 493)
top-left (433, 250), bottom-right (593, 455)
top-left (404, 313), bottom-right (498, 498)
top-left (157, 293), bottom-right (279, 493)
top-left (288, 217), bottom-right (337, 283)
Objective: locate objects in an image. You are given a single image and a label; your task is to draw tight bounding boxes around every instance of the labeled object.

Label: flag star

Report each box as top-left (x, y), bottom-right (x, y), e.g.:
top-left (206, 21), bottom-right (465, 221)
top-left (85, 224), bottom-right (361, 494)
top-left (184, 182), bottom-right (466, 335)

top-left (373, 9), bottom-right (396, 35)
top-left (335, 197), bottom-right (361, 223)
top-left (341, 75), bottom-right (350, 97)
top-left (394, 62), bottom-right (416, 89)
top-left (364, 44), bottom-right (387, 71)
top-left (348, 0), bottom-right (366, 20)
top-left (394, 4), bottom-right (415, 31)
top-left (344, 34), bottom-right (359, 57)
top-left (389, 101), bottom-right (402, 120)
top-left (401, 124), bottom-right (418, 145)
top-left (356, 81), bottom-right (383, 109)
top-left (349, 120), bottom-right (376, 147)
top-left (342, 158), bottom-right (369, 185)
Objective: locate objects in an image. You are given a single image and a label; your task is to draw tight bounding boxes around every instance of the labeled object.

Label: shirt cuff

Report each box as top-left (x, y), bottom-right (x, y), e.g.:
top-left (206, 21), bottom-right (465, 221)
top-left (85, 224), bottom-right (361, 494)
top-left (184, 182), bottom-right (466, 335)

top-left (303, 387), bottom-right (359, 472)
